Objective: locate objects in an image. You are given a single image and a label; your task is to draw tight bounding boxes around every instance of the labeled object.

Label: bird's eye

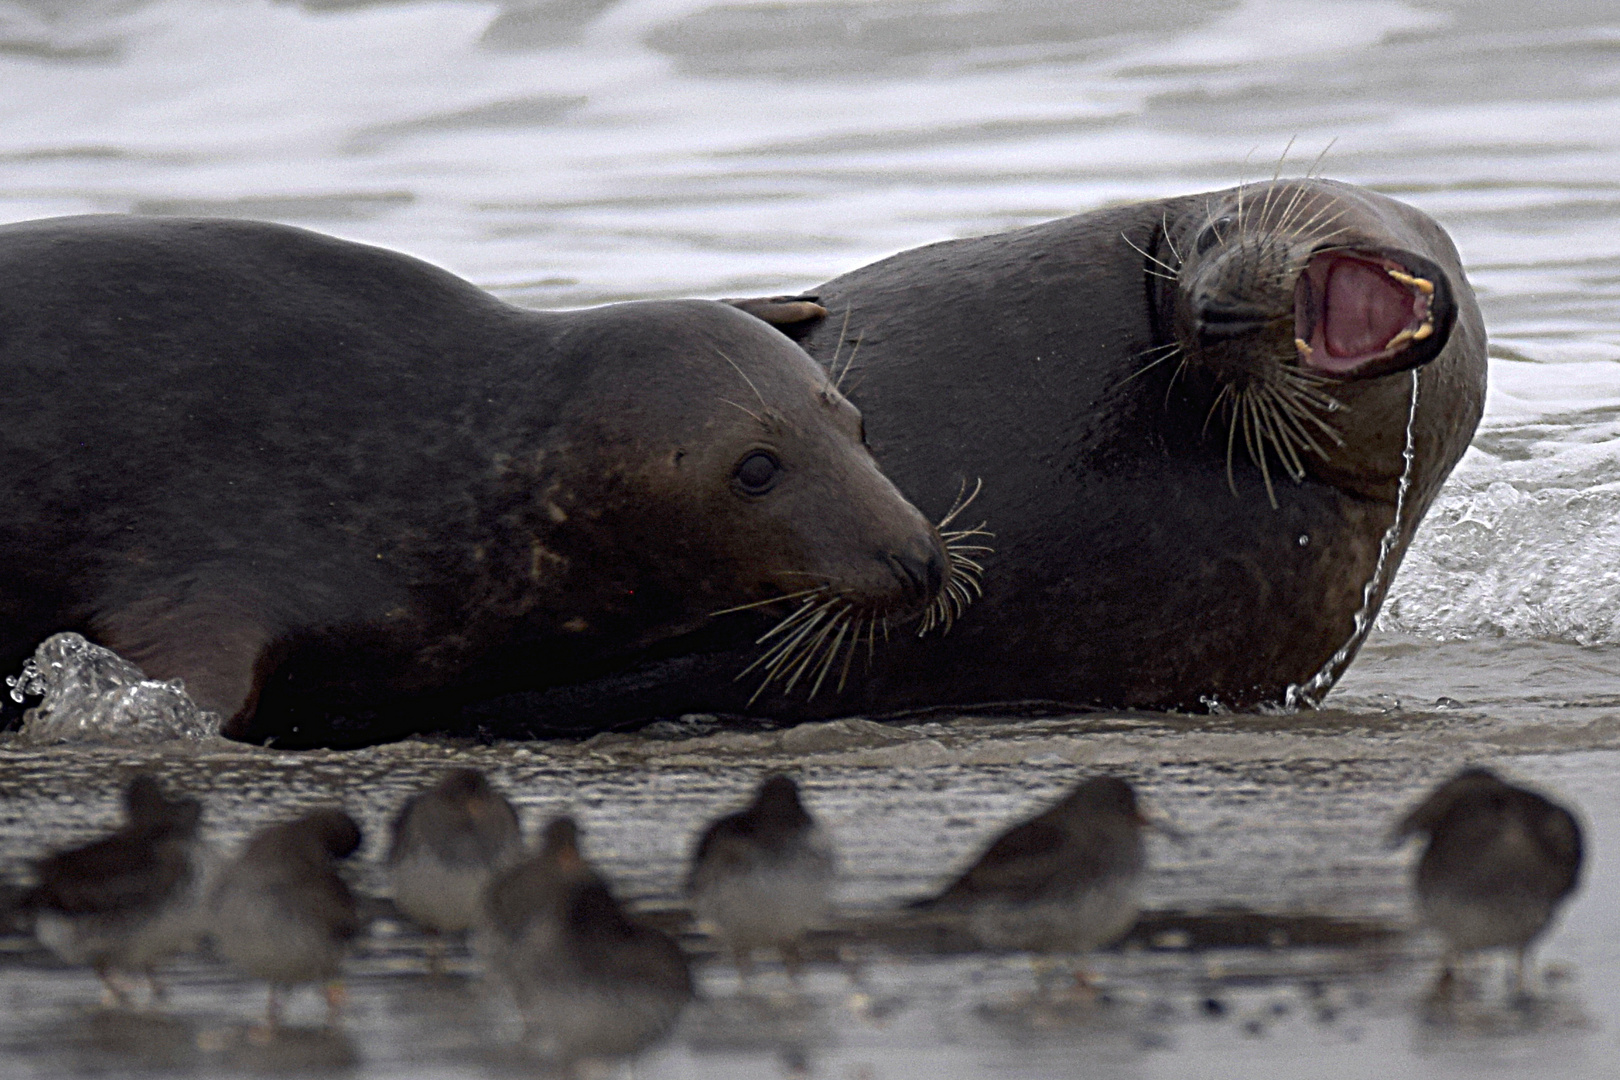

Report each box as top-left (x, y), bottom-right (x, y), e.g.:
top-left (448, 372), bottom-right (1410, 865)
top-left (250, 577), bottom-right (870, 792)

top-left (1195, 216), bottom-right (1233, 255)
top-left (734, 451), bottom-right (781, 495)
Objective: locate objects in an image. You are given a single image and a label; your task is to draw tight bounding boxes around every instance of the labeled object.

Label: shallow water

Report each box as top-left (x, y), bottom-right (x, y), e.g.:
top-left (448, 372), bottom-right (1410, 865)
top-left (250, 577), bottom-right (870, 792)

top-left (4, 0), bottom-right (1620, 1074)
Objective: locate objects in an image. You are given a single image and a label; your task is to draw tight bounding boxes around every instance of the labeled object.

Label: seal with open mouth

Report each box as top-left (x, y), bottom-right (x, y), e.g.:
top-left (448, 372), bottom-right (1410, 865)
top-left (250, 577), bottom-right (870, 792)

top-left (0, 215), bottom-right (948, 746)
top-left (487, 178), bottom-right (1484, 726)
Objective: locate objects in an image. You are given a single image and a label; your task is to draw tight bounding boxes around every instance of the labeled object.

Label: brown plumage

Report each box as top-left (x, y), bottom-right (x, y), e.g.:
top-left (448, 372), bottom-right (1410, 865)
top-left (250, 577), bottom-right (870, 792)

top-left (1390, 767), bottom-right (1583, 998)
top-left (26, 774), bottom-right (207, 1006)
top-left (388, 768), bottom-right (521, 970)
top-left (209, 808), bottom-right (363, 1027)
top-left (924, 776), bottom-right (1152, 960)
top-left (686, 774), bottom-right (836, 978)
top-left (480, 818), bottom-right (693, 1065)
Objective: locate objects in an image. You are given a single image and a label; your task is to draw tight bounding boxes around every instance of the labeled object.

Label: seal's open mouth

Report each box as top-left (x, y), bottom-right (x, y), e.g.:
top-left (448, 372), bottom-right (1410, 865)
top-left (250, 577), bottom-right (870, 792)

top-left (1293, 250), bottom-right (1448, 379)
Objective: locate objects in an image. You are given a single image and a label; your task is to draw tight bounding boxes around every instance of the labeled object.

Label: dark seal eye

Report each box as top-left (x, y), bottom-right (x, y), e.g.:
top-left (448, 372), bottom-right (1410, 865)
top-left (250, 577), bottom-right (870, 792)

top-left (1196, 216), bottom-right (1233, 256)
top-left (734, 451), bottom-right (781, 495)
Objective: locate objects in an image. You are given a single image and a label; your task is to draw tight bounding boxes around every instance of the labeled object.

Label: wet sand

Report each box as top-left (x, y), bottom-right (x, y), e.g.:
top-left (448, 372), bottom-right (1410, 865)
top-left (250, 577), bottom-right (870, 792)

top-left (3, 636), bottom-right (1616, 1078)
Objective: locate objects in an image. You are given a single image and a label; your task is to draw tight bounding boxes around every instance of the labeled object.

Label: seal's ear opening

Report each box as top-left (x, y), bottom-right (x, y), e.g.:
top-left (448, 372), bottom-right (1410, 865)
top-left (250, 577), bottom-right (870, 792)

top-left (1293, 247), bottom-right (1457, 382)
top-left (722, 295), bottom-right (828, 341)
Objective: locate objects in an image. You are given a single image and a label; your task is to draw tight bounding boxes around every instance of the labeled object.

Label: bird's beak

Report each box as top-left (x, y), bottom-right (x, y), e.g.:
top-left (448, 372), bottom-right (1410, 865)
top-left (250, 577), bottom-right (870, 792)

top-left (1136, 809), bottom-right (1188, 844)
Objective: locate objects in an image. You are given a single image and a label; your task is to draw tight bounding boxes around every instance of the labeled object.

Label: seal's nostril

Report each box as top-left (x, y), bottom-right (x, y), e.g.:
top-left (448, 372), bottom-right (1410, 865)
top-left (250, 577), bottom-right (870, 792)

top-left (882, 549), bottom-right (940, 599)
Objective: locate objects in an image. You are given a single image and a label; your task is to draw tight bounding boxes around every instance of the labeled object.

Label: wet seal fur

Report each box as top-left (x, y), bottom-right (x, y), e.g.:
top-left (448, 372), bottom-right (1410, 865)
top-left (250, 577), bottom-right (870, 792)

top-left (0, 215), bottom-right (948, 746)
top-left (488, 178), bottom-right (1485, 726)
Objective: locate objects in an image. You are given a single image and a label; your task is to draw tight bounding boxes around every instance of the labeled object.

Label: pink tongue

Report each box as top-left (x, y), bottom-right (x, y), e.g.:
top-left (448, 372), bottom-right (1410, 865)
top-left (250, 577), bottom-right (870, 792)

top-left (1324, 258), bottom-right (1412, 358)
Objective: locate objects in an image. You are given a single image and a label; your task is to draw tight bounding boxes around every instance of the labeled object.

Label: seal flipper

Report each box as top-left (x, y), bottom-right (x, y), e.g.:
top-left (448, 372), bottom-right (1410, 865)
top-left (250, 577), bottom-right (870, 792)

top-left (94, 595), bottom-right (275, 738)
top-left (722, 295), bottom-right (828, 340)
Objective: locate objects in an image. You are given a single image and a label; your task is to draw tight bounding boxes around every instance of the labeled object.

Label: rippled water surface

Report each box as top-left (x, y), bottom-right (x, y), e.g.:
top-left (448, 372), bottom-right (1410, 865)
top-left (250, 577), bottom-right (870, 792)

top-left (4, 0), bottom-right (1620, 1075)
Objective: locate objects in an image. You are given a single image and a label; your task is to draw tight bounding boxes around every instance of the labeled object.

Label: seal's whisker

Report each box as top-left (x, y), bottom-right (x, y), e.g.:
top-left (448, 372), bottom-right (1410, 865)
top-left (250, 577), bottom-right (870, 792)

top-left (752, 595), bottom-right (834, 648)
top-left (1273, 382), bottom-right (1343, 451)
top-left (834, 332), bottom-right (864, 394)
top-left (826, 307), bottom-right (853, 390)
top-left (1161, 212), bottom-right (1184, 267)
top-left (1266, 391), bottom-right (1333, 461)
top-left (919, 503), bottom-right (993, 637)
top-left (1306, 137), bottom-right (1337, 180)
top-left (937, 477), bottom-right (985, 531)
top-left (1272, 182), bottom-right (1317, 240)
top-left (1223, 389), bottom-right (1242, 497)
top-left (715, 349), bottom-right (768, 409)
top-left (1164, 354), bottom-right (1191, 408)
top-left (718, 398), bottom-right (766, 425)
top-left (1122, 232), bottom-right (1181, 277)
top-left (1256, 392), bottom-right (1306, 481)
top-left (1206, 382), bottom-right (1236, 440)
top-left (1243, 391), bottom-right (1281, 509)
top-left (807, 609), bottom-right (854, 700)
top-left (709, 586), bottom-right (825, 618)
top-left (834, 612), bottom-right (866, 693)
top-left (742, 600), bottom-right (840, 701)
top-left (781, 606), bottom-right (848, 694)
top-left (1119, 343), bottom-right (1184, 388)
top-left (1258, 137), bottom-right (1298, 225)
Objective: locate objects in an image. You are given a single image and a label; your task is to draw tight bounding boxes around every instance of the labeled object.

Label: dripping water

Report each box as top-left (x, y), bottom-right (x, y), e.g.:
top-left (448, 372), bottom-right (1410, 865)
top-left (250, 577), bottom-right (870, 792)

top-left (1284, 368), bottom-right (1421, 710)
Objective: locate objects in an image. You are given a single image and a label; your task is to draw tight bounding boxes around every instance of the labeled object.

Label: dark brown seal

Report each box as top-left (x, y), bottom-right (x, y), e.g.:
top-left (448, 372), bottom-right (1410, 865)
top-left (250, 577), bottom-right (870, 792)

top-left (486, 178), bottom-right (1485, 728)
top-left (0, 215), bottom-right (948, 746)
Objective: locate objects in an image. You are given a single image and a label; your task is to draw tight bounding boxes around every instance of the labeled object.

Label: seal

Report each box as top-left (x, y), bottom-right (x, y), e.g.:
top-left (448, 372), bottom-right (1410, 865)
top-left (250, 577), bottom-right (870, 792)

top-left (487, 178), bottom-right (1485, 727)
top-left (0, 214), bottom-right (949, 746)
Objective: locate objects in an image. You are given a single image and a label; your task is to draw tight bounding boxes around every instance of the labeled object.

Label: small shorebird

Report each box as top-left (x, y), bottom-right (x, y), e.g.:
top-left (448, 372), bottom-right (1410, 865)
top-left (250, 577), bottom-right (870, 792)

top-left (919, 775), bottom-right (1163, 990)
top-left (1389, 766), bottom-right (1583, 1000)
top-left (686, 774), bottom-right (836, 979)
top-left (26, 774), bottom-right (208, 1006)
top-left (388, 767), bottom-right (521, 972)
top-left (481, 817), bottom-right (693, 1065)
top-left (210, 808), bottom-right (363, 1028)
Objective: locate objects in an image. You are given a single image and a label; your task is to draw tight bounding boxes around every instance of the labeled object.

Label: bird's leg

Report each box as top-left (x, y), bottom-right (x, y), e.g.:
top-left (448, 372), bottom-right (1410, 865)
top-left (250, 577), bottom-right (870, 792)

top-left (250, 985), bottom-right (284, 1045)
top-left (324, 981), bottom-right (348, 1027)
top-left (426, 931), bottom-right (446, 978)
top-left (144, 965), bottom-right (168, 1009)
top-left (95, 964), bottom-right (131, 1009)
top-left (1511, 946), bottom-right (1534, 1005)
top-left (1428, 950), bottom-right (1458, 1005)
top-left (1029, 955), bottom-right (1056, 996)
top-left (1067, 961), bottom-right (1100, 1004)
top-left (781, 941), bottom-right (805, 985)
top-left (732, 945), bottom-right (755, 989)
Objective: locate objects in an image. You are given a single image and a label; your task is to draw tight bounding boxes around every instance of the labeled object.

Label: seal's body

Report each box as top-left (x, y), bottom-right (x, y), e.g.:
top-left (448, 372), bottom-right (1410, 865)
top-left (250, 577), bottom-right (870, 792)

top-left (0, 215), bottom-right (947, 745)
top-left (499, 179), bottom-right (1486, 726)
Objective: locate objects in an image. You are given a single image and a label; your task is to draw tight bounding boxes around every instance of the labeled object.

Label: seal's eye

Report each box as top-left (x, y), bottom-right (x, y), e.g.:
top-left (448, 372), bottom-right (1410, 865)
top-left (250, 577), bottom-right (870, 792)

top-left (1195, 217), bottom-right (1233, 256)
top-left (734, 451), bottom-right (781, 495)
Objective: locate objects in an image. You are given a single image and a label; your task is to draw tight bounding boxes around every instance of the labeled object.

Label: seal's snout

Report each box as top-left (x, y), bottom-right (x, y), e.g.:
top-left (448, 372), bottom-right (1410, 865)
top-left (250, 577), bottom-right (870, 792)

top-left (1193, 298), bottom-right (1277, 344)
top-left (882, 544), bottom-right (946, 602)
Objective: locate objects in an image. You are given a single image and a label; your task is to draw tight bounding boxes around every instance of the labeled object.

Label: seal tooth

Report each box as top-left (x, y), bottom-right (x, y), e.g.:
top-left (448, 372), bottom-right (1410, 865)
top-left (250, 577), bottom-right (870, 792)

top-left (1383, 327), bottom-right (1416, 351)
top-left (1294, 338), bottom-right (1314, 360)
top-left (1412, 321), bottom-right (1434, 342)
top-left (1387, 268), bottom-right (1435, 295)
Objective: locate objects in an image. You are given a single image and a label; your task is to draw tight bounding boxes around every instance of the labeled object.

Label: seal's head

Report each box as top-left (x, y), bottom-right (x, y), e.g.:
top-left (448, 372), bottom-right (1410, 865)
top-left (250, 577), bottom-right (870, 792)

top-left (535, 300), bottom-right (952, 698)
top-left (1159, 178), bottom-right (1465, 503)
